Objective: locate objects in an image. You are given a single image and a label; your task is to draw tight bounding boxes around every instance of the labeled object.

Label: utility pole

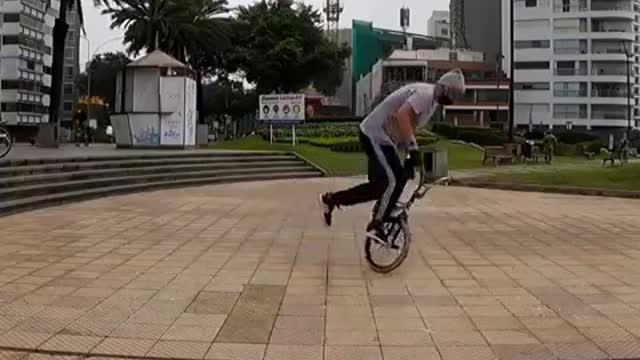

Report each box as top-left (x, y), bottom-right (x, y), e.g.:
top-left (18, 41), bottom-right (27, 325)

top-left (508, 0), bottom-right (515, 141)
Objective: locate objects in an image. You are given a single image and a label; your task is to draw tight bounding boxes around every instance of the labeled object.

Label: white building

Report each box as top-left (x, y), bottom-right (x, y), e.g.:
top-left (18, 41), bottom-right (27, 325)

top-left (0, 0), bottom-right (60, 126)
top-left (428, 10), bottom-right (450, 39)
top-left (502, 0), bottom-right (640, 131)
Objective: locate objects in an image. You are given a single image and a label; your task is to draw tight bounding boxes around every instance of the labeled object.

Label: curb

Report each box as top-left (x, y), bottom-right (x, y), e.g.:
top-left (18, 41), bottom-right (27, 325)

top-left (451, 179), bottom-right (640, 200)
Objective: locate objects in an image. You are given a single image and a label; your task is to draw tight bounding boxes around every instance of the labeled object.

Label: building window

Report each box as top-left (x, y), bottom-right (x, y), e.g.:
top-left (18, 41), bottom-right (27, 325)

top-left (2, 36), bottom-right (19, 45)
top-left (3, 13), bottom-right (20, 22)
top-left (43, 66), bottom-right (52, 75)
top-left (514, 61), bottom-right (549, 70)
top-left (64, 48), bottom-right (75, 59)
top-left (515, 40), bottom-right (550, 49)
top-left (440, 28), bottom-right (448, 36)
top-left (64, 102), bottom-right (73, 111)
top-left (64, 84), bottom-right (74, 95)
top-left (514, 82), bottom-right (550, 90)
top-left (525, 0), bottom-right (537, 7)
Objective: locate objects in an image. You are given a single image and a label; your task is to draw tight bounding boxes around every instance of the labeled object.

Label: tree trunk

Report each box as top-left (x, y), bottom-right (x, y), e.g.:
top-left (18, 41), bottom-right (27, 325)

top-left (48, 7), bottom-right (70, 140)
top-left (196, 71), bottom-right (204, 124)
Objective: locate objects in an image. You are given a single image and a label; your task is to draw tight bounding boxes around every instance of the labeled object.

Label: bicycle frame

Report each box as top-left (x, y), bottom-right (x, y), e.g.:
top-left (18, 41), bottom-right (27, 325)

top-left (400, 173), bottom-right (451, 213)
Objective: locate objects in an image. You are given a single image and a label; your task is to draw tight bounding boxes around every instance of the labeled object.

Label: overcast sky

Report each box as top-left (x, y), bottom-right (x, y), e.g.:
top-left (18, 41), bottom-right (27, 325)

top-left (80, 0), bottom-right (450, 66)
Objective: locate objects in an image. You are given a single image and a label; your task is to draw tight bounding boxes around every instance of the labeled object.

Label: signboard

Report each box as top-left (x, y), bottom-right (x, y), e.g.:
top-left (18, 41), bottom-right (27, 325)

top-left (259, 94), bottom-right (305, 124)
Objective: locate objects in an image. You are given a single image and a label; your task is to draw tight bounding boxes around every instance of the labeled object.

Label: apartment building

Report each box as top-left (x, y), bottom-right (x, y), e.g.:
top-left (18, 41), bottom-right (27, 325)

top-left (502, 0), bottom-right (640, 131)
top-left (428, 10), bottom-right (450, 40)
top-left (62, 7), bottom-right (81, 127)
top-left (0, 0), bottom-right (58, 126)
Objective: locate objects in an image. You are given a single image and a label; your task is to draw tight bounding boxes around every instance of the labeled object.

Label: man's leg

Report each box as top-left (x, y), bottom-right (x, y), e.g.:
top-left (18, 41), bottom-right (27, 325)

top-left (321, 132), bottom-right (387, 226)
top-left (366, 142), bottom-right (407, 242)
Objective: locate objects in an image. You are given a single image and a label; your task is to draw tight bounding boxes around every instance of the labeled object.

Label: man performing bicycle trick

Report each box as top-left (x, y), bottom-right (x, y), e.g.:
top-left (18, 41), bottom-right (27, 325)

top-left (320, 69), bottom-right (466, 244)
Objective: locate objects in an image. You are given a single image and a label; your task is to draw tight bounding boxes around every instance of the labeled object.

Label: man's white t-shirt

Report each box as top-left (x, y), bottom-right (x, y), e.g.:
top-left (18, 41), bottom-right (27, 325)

top-left (360, 83), bottom-right (439, 148)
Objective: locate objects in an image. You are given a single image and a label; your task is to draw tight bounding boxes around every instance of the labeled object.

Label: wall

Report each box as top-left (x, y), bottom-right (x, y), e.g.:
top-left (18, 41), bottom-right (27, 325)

top-left (355, 72), bottom-right (372, 117)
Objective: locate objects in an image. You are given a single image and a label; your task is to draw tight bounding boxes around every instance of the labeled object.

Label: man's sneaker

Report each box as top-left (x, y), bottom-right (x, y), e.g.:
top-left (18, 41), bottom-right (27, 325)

top-left (320, 193), bottom-right (335, 227)
top-left (366, 222), bottom-right (387, 245)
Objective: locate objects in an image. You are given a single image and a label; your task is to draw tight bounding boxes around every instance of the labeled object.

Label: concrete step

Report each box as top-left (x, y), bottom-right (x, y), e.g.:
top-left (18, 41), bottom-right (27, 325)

top-left (0, 150), bottom-right (290, 167)
top-left (1, 166), bottom-right (318, 201)
top-left (0, 155), bottom-right (298, 177)
top-left (0, 160), bottom-right (307, 187)
top-left (0, 171), bottom-right (320, 216)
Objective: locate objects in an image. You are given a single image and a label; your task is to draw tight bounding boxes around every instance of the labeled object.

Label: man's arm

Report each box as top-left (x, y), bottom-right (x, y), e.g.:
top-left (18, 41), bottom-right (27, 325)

top-left (393, 102), bottom-right (418, 146)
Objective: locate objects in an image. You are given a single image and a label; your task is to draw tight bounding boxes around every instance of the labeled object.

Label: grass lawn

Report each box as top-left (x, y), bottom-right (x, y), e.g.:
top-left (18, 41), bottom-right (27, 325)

top-left (212, 136), bottom-right (489, 176)
top-left (211, 136), bottom-right (366, 176)
top-left (479, 163), bottom-right (640, 191)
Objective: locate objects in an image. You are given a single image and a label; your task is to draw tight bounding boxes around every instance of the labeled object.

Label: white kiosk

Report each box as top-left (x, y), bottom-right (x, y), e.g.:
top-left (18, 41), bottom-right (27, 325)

top-left (111, 50), bottom-right (197, 148)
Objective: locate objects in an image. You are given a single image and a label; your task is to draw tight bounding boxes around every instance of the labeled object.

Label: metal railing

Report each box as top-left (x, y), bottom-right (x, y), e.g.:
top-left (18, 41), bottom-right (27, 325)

top-left (591, 68), bottom-right (627, 75)
top-left (591, 2), bottom-right (632, 11)
top-left (553, 112), bottom-right (588, 119)
top-left (554, 90), bottom-right (588, 97)
top-left (555, 68), bottom-right (588, 75)
top-left (592, 112), bottom-right (626, 119)
top-left (592, 88), bottom-right (628, 97)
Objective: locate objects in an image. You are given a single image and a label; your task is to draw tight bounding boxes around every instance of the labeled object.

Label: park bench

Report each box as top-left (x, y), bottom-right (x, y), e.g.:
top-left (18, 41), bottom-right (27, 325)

top-left (530, 146), bottom-right (547, 163)
top-left (483, 146), bottom-right (514, 166)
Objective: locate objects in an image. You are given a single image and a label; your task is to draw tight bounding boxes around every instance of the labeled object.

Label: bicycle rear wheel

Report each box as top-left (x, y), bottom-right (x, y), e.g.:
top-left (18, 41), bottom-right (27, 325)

top-left (364, 218), bottom-right (411, 273)
top-left (0, 127), bottom-right (13, 159)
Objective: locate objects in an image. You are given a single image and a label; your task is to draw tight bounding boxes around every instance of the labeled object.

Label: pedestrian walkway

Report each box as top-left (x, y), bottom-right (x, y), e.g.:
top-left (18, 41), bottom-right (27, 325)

top-left (0, 178), bottom-right (639, 359)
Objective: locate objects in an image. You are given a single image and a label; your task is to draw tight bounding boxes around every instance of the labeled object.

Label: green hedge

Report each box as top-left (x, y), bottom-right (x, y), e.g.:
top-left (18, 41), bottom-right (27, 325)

top-left (258, 122), bottom-right (436, 140)
top-left (431, 123), bottom-right (507, 146)
top-left (556, 132), bottom-right (599, 145)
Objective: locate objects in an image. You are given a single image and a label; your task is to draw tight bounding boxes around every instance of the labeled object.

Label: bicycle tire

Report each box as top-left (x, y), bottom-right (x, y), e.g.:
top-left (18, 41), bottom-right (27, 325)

top-left (0, 127), bottom-right (13, 159)
top-left (364, 218), bottom-right (411, 273)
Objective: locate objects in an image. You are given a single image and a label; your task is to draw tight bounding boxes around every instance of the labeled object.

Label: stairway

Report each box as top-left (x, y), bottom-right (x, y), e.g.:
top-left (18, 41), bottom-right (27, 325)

top-left (0, 151), bottom-right (323, 216)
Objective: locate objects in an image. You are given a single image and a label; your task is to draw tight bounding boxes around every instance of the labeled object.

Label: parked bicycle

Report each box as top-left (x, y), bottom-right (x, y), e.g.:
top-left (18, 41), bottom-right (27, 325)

top-left (0, 122), bottom-right (13, 159)
top-left (365, 173), bottom-right (450, 273)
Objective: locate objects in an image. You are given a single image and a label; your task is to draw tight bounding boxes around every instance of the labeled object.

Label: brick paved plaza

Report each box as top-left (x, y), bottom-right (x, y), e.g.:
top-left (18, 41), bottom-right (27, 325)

top-left (1, 178), bottom-right (640, 360)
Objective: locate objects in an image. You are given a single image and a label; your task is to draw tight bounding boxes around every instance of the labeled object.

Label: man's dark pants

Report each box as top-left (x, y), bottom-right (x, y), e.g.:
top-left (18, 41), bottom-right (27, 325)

top-left (331, 131), bottom-right (408, 222)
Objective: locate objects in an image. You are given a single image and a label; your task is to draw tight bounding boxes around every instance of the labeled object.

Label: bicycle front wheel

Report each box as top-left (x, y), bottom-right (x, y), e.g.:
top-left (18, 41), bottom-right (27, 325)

top-left (364, 218), bottom-right (411, 273)
top-left (0, 127), bottom-right (13, 159)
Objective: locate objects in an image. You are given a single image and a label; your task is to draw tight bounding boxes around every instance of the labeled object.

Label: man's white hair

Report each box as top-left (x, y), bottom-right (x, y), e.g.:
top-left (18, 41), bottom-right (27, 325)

top-left (437, 68), bottom-right (466, 98)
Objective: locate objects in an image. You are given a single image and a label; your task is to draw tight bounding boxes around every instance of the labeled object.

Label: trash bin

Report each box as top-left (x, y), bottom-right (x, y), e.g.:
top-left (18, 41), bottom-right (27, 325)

top-left (423, 149), bottom-right (448, 180)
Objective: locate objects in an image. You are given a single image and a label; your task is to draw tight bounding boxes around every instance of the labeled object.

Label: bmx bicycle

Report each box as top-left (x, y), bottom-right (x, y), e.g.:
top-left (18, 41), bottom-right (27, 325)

top-left (365, 170), bottom-right (450, 274)
top-left (0, 121), bottom-right (13, 159)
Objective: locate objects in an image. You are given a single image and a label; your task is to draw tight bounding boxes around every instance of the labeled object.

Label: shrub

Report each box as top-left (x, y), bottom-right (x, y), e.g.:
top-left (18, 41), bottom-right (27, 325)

top-left (555, 143), bottom-right (577, 156)
top-left (431, 123), bottom-right (507, 146)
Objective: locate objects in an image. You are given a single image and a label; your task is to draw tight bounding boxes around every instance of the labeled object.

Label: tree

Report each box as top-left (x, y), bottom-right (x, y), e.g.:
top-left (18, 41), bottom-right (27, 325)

top-left (48, 0), bottom-right (84, 136)
top-left (103, 0), bottom-right (231, 122)
top-left (202, 79), bottom-right (257, 121)
top-left (226, 0), bottom-right (350, 95)
top-left (76, 52), bottom-right (132, 112)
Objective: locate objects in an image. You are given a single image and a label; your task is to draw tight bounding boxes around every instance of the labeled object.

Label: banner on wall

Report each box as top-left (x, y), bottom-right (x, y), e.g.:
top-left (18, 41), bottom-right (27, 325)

top-left (259, 94), bottom-right (305, 124)
top-left (184, 78), bottom-right (197, 146)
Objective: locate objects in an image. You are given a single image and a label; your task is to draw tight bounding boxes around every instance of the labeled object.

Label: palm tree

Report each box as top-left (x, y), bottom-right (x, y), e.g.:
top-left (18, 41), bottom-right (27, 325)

top-left (103, 0), bottom-right (230, 122)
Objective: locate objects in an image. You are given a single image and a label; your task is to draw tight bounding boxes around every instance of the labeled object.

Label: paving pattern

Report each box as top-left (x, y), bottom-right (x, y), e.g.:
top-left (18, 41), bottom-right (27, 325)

top-left (0, 178), bottom-right (640, 360)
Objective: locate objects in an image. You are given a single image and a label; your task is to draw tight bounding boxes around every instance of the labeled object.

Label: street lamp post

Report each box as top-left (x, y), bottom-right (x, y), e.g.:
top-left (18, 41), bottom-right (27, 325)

top-left (82, 36), bottom-right (124, 125)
